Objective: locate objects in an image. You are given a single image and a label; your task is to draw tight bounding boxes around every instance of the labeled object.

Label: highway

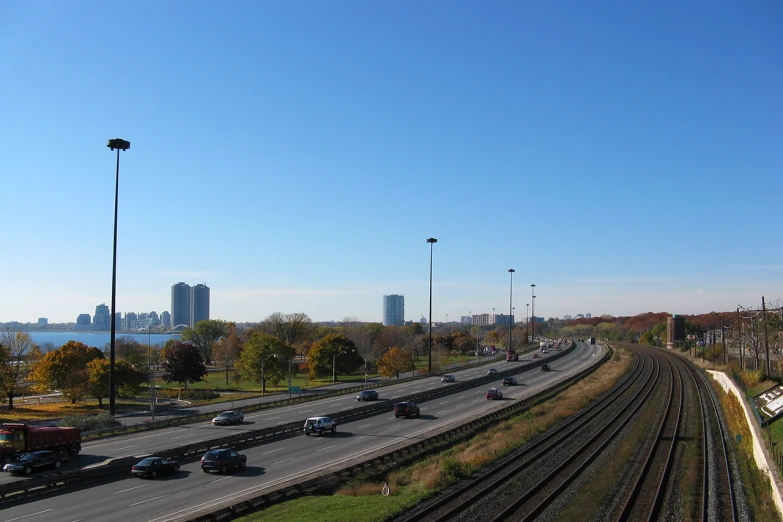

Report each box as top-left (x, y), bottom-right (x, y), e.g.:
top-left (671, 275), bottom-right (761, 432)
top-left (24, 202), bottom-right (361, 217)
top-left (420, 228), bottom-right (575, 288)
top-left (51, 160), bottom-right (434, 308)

top-left (0, 342), bottom-right (603, 522)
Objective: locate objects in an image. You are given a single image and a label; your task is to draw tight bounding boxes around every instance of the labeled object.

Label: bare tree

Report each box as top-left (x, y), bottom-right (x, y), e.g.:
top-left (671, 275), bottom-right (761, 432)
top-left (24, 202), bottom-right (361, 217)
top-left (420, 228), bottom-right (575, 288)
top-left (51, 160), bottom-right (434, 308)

top-left (260, 312), bottom-right (313, 347)
top-left (214, 323), bottom-right (244, 386)
top-left (0, 330), bottom-right (41, 409)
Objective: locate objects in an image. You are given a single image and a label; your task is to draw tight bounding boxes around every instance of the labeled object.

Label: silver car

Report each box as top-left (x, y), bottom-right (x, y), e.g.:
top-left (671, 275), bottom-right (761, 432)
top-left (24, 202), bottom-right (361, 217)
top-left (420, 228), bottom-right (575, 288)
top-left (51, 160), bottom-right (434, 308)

top-left (212, 411), bottom-right (244, 425)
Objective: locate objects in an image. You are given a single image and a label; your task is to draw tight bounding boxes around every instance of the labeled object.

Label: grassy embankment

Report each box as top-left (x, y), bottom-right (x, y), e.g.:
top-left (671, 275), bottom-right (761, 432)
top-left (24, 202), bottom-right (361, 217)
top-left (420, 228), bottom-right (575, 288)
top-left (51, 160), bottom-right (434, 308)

top-left (233, 347), bottom-right (633, 522)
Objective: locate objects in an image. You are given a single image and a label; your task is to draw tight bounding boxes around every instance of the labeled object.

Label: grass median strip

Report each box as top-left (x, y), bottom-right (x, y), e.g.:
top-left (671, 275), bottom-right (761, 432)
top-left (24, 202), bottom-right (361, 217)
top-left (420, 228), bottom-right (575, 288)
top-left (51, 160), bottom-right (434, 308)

top-left (234, 347), bottom-right (632, 522)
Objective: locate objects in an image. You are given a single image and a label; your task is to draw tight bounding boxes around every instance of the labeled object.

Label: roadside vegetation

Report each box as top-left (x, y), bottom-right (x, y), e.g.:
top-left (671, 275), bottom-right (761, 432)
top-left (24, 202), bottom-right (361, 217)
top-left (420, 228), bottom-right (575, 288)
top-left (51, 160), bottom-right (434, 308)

top-left (232, 346), bottom-right (632, 522)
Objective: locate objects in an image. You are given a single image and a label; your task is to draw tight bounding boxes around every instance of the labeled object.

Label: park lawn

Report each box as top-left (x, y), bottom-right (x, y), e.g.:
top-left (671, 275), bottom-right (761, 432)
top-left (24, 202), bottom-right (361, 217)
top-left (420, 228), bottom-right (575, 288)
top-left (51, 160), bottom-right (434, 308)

top-left (0, 399), bottom-right (144, 422)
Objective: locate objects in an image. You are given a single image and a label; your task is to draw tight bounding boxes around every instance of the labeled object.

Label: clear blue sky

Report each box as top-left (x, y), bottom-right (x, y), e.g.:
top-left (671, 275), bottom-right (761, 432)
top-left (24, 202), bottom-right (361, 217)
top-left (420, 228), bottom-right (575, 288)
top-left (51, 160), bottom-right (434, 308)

top-left (1, 1), bottom-right (781, 325)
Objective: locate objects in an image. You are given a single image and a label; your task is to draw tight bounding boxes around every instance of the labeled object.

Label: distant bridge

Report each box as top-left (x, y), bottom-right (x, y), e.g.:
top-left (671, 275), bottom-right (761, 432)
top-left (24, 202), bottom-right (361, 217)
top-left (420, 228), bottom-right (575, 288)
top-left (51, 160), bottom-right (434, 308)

top-left (168, 324), bottom-right (189, 333)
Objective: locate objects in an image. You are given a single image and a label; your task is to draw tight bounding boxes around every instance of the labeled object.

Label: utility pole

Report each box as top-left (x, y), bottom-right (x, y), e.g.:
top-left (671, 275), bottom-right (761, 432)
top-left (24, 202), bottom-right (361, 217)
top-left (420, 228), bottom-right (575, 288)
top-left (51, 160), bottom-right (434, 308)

top-left (763, 296), bottom-right (771, 376)
top-left (737, 307), bottom-right (743, 370)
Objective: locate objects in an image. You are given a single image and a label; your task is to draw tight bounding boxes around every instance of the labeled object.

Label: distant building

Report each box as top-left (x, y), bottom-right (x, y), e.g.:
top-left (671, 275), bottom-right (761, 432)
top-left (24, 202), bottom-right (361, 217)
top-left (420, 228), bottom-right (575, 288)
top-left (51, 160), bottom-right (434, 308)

top-left (667, 315), bottom-right (686, 349)
top-left (171, 282), bottom-right (191, 328)
top-left (472, 313), bottom-right (491, 326)
top-left (94, 304), bottom-right (111, 330)
top-left (125, 312), bottom-right (137, 330)
top-left (161, 311), bottom-right (171, 328)
top-left (191, 284), bottom-right (210, 327)
top-left (420, 316), bottom-right (427, 325)
top-left (576, 314), bottom-right (585, 319)
top-left (382, 294), bottom-right (405, 326)
top-left (564, 315), bottom-right (572, 321)
top-left (37, 318), bottom-right (48, 326)
top-left (460, 316), bottom-right (472, 324)
top-left (493, 313), bottom-right (515, 327)
top-left (76, 313), bottom-right (91, 327)
top-left (148, 311), bottom-right (159, 325)
top-left (585, 313), bottom-right (592, 319)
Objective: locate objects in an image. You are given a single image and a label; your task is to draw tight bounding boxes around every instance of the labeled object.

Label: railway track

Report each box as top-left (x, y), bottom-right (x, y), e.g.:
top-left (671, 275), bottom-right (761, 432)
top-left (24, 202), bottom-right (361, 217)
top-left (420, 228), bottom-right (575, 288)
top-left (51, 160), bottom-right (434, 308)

top-left (400, 345), bottom-right (741, 522)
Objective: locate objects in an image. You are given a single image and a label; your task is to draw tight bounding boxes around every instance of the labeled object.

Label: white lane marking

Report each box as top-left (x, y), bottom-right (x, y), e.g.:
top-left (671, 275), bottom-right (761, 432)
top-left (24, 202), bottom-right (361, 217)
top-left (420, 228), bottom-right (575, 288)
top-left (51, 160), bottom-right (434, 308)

top-left (317, 445), bottom-right (336, 452)
top-left (436, 410), bottom-right (447, 414)
top-left (354, 435), bottom-right (368, 440)
top-left (130, 495), bottom-right (166, 506)
top-left (265, 416), bottom-right (280, 420)
top-left (114, 484), bottom-right (149, 494)
top-left (170, 434), bottom-right (198, 439)
top-left (387, 425), bottom-right (401, 430)
top-left (270, 458), bottom-right (294, 466)
top-left (458, 395), bottom-right (466, 399)
top-left (439, 401), bottom-right (448, 404)
top-left (3, 509), bottom-right (53, 521)
top-left (262, 448), bottom-right (284, 455)
top-left (111, 445), bottom-right (138, 451)
top-left (356, 424), bottom-right (371, 429)
top-left (210, 476), bottom-right (233, 484)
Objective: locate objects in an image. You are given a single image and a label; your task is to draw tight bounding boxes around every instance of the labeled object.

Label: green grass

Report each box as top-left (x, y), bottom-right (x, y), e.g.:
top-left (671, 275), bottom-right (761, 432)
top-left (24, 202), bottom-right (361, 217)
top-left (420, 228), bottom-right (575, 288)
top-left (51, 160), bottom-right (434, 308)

top-left (234, 487), bottom-right (429, 522)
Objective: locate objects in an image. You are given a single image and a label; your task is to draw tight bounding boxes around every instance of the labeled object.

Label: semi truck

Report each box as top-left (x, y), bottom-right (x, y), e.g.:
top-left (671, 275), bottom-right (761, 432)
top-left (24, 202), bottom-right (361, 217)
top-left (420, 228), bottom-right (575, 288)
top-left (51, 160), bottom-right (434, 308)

top-left (0, 423), bottom-right (81, 463)
top-left (589, 337), bottom-right (596, 345)
top-left (506, 348), bottom-right (518, 361)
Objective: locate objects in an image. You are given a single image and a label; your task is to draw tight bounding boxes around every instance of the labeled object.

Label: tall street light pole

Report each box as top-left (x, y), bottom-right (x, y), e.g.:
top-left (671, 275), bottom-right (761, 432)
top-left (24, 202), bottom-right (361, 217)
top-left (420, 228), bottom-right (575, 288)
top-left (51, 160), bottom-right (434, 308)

top-left (530, 284), bottom-right (536, 343)
top-left (333, 350), bottom-right (352, 384)
top-left (508, 269), bottom-right (515, 353)
top-left (427, 238), bottom-right (437, 372)
top-left (526, 304), bottom-right (529, 343)
top-left (107, 138), bottom-right (130, 416)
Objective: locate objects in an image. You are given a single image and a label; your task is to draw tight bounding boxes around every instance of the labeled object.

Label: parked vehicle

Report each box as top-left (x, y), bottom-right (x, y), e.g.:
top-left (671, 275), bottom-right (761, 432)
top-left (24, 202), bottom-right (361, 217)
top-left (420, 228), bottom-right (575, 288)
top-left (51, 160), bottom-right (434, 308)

top-left (502, 376), bottom-right (518, 386)
top-left (506, 349), bottom-right (518, 362)
top-left (357, 390), bottom-right (379, 401)
top-left (0, 422), bottom-right (81, 464)
top-left (212, 411), bottom-right (244, 425)
top-left (541, 364), bottom-right (551, 371)
top-left (2, 450), bottom-right (62, 475)
top-left (394, 401), bottom-right (420, 418)
top-left (131, 456), bottom-right (179, 478)
top-left (304, 416), bottom-right (337, 436)
top-left (486, 388), bottom-right (503, 400)
top-left (201, 448), bottom-right (247, 473)
top-left (441, 374), bottom-right (456, 383)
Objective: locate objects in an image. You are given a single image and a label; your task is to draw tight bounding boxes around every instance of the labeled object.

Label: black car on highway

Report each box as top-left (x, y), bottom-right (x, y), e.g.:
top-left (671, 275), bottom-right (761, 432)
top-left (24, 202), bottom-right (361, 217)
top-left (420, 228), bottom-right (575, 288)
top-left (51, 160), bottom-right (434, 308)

top-left (201, 448), bottom-right (247, 474)
top-left (132, 456), bottom-right (180, 479)
top-left (357, 390), bottom-right (379, 401)
top-left (3, 450), bottom-right (61, 475)
top-left (394, 401), bottom-right (420, 418)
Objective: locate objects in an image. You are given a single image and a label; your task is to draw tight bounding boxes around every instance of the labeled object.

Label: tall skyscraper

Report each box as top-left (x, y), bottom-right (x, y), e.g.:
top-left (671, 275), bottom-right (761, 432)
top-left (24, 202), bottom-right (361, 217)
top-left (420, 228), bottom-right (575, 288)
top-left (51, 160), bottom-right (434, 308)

top-left (383, 294), bottom-right (405, 326)
top-left (171, 282), bottom-right (191, 328)
top-left (191, 284), bottom-right (210, 327)
top-left (93, 303), bottom-right (110, 330)
top-left (161, 311), bottom-right (171, 328)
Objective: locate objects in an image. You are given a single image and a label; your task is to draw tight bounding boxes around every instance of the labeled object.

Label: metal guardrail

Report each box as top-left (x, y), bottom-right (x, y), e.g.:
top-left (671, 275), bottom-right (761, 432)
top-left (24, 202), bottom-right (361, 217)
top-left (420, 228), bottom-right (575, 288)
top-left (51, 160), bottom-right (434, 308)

top-left (0, 344), bottom-right (578, 503)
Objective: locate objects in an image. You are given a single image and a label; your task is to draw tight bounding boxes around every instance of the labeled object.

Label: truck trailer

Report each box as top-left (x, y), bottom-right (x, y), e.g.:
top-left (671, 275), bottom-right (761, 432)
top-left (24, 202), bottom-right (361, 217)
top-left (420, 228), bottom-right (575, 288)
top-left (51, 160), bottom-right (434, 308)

top-left (0, 423), bottom-right (81, 463)
top-left (506, 348), bottom-right (518, 361)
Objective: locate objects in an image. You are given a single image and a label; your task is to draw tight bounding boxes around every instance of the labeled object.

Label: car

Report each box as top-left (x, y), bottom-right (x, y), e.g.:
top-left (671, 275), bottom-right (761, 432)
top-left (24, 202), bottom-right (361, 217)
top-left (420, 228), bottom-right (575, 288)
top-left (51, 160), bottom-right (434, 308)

top-left (486, 388), bottom-right (503, 400)
top-left (487, 368), bottom-right (498, 375)
top-left (532, 353), bottom-right (539, 359)
top-left (541, 364), bottom-right (551, 371)
top-left (131, 456), bottom-right (179, 479)
top-left (304, 416), bottom-right (337, 436)
top-left (502, 376), bottom-right (518, 386)
top-left (201, 448), bottom-right (247, 473)
top-left (357, 390), bottom-right (379, 401)
top-left (441, 374), bottom-right (456, 383)
top-left (394, 401), bottom-right (420, 418)
top-left (212, 411), bottom-right (244, 425)
top-left (2, 450), bottom-right (61, 475)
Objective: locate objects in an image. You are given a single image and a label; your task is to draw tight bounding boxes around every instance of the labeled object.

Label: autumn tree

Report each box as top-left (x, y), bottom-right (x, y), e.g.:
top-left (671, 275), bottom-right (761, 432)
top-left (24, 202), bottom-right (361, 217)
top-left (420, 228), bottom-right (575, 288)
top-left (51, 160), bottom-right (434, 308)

top-left (260, 312), bottom-right (314, 347)
top-left (237, 332), bottom-right (295, 393)
top-left (161, 341), bottom-right (207, 389)
top-left (85, 359), bottom-right (147, 408)
top-left (214, 323), bottom-right (243, 386)
top-left (182, 319), bottom-right (229, 365)
top-left (307, 334), bottom-right (362, 380)
top-left (377, 347), bottom-right (416, 379)
top-left (342, 320), bottom-right (383, 371)
top-left (373, 326), bottom-right (414, 359)
top-left (31, 341), bottom-right (103, 403)
top-left (0, 330), bottom-right (41, 409)
top-left (108, 336), bottom-right (146, 367)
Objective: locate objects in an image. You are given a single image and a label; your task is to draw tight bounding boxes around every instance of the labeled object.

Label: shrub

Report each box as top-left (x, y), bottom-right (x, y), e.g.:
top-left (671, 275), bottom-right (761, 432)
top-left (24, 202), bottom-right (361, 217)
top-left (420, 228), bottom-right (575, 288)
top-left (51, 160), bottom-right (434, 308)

top-left (59, 411), bottom-right (121, 432)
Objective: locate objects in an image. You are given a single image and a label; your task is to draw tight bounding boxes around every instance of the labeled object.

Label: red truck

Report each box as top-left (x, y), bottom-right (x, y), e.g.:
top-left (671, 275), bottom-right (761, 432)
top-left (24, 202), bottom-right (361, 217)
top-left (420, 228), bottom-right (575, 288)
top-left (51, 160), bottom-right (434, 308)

top-left (506, 348), bottom-right (518, 362)
top-left (0, 423), bottom-right (81, 463)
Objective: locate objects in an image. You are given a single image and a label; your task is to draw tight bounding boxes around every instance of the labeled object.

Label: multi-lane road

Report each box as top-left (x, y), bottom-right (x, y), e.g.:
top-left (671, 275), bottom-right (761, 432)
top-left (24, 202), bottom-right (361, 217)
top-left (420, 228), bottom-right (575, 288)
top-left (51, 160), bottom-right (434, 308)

top-left (1, 342), bottom-right (603, 522)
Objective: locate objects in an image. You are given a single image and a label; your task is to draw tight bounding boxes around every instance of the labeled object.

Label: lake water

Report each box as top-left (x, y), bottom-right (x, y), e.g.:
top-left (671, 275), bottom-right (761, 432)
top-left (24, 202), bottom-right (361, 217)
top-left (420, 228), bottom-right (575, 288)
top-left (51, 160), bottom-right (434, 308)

top-left (23, 331), bottom-right (180, 349)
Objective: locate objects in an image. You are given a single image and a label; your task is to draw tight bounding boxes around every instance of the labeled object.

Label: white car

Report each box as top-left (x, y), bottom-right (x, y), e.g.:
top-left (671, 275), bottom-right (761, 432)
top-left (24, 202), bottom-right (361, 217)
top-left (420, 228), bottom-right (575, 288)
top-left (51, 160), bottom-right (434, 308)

top-left (212, 411), bottom-right (244, 425)
top-left (303, 416), bottom-right (337, 436)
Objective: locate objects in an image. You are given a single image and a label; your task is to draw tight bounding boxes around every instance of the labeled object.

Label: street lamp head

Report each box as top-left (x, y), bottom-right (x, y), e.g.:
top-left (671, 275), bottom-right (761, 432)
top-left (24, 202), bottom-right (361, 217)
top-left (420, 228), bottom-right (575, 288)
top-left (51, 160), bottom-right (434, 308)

top-left (107, 138), bottom-right (130, 151)
top-left (531, 284), bottom-right (535, 288)
top-left (509, 269), bottom-right (515, 273)
top-left (427, 238), bottom-right (437, 244)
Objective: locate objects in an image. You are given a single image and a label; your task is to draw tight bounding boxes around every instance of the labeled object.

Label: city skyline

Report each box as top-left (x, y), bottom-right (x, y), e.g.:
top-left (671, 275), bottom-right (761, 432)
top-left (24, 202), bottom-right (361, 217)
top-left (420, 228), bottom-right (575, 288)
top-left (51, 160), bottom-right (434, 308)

top-left (1, 2), bottom-right (780, 325)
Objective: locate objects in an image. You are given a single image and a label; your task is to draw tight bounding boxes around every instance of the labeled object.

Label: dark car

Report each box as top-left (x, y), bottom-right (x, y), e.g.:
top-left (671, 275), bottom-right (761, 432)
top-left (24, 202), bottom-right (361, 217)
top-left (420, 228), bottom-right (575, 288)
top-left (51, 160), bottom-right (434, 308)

top-left (212, 410), bottom-right (244, 425)
top-left (486, 388), bottom-right (503, 400)
top-left (541, 364), bottom-right (551, 371)
top-left (2, 450), bottom-right (61, 475)
top-left (502, 376), bottom-right (518, 386)
top-left (132, 456), bottom-right (180, 479)
top-left (441, 374), bottom-right (456, 383)
top-left (394, 401), bottom-right (420, 418)
top-left (201, 448), bottom-right (247, 474)
top-left (357, 390), bottom-right (379, 401)
top-left (532, 353), bottom-right (539, 359)
top-left (487, 368), bottom-right (498, 375)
